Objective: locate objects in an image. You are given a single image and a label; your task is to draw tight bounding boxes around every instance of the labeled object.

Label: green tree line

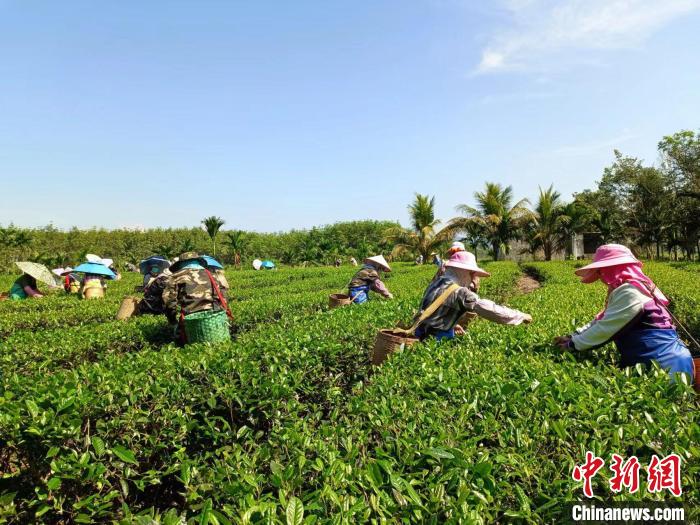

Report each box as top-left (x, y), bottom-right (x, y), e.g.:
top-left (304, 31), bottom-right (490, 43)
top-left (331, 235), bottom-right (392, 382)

top-left (0, 220), bottom-right (397, 273)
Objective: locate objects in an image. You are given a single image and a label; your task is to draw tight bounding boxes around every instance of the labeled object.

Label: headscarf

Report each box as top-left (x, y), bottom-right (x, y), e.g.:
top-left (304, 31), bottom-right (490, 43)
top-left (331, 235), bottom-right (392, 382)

top-left (594, 263), bottom-right (669, 320)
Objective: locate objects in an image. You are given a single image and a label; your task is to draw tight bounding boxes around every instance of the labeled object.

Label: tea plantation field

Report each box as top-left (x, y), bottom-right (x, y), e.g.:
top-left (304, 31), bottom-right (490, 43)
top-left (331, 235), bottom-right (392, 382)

top-left (0, 262), bottom-right (698, 523)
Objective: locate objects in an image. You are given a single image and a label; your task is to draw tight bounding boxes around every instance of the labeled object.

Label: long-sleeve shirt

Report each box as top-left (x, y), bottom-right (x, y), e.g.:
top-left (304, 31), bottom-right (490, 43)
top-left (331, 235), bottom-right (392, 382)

top-left (348, 266), bottom-right (392, 298)
top-left (163, 267), bottom-right (229, 324)
top-left (570, 283), bottom-right (674, 351)
top-left (414, 276), bottom-right (528, 334)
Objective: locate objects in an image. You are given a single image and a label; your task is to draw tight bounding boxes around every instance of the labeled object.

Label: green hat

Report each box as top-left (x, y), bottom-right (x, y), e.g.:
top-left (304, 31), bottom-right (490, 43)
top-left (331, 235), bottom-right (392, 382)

top-left (170, 252), bottom-right (208, 273)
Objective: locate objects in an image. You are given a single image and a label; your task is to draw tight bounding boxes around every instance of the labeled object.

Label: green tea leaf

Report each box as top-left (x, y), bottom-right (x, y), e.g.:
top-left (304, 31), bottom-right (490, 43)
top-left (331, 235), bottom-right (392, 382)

top-left (286, 497), bottom-right (304, 525)
top-left (111, 445), bottom-right (138, 465)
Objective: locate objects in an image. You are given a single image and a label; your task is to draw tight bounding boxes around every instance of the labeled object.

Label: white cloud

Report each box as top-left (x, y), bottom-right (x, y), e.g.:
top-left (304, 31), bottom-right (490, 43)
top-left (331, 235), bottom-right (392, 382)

top-left (476, 0), bottom-right (700, 73)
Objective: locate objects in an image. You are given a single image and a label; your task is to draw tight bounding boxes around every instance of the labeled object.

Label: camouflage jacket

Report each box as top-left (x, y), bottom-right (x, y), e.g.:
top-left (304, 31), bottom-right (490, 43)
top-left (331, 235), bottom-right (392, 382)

top-left (163, 267), bottom-right (229, 323)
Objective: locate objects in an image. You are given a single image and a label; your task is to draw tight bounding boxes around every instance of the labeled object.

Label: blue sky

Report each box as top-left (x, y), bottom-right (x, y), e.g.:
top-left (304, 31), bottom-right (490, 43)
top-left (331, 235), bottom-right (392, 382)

top-left (2, 0), bottom-right (699, 232)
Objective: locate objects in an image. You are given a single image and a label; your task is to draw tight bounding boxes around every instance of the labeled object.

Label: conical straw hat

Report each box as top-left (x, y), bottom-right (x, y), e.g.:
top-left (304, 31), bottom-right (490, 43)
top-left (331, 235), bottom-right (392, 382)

top-left (364, 255), bottom-right (391, 272)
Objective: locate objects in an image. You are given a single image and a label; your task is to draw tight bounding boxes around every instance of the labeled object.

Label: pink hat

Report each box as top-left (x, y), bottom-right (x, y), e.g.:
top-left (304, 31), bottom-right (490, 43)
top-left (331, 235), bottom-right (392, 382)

top-left (444, 251), bottom-right (490, 277)
top-left (574, 244), bottom-right (641, 283)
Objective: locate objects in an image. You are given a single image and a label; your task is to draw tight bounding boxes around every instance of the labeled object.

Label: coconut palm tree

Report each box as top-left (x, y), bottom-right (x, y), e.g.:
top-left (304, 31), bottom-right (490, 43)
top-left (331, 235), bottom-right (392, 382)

top-left (224, 230), bottom-right (248, 268)
top-left (446, 183), bottom-right (532, 260)
top-left (201, 216), bottom-right (226, 256)
top-left (384, 194), bottom-right (449, 261)
top-left (529, 185), bottom-right (570, 261)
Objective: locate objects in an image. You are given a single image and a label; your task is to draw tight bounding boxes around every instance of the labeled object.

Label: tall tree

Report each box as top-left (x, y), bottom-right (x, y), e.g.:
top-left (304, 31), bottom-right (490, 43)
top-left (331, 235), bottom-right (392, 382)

top-left (201, 216), bottom-right (226, 256)
top-left (528, 185), bottom-right (569, 261)
top-left (384, 194), bottom-right (449, 260)
top-left (659, 131), bottom-right (700, 259)
top-left (595, 152), bottom-right (672, 258)
top-left (658, 130), bottom-right (700, 201)
top-left (224, 230), bottom-right (248, 268)
top-left (574, 189), bottom-right (626, 243)
top-left (447, 183), bottom-right (532, 260)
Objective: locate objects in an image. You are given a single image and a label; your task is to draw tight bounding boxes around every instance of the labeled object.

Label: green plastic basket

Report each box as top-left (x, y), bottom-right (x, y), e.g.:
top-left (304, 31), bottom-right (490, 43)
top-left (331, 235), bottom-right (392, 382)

top-left (184, 309), bottom-right (230, 344)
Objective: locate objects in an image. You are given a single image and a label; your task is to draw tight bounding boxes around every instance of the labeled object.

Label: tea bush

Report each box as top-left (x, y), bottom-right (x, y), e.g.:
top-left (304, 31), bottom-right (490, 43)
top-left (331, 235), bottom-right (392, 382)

top-left (0, 261), bottom-right (697, 523)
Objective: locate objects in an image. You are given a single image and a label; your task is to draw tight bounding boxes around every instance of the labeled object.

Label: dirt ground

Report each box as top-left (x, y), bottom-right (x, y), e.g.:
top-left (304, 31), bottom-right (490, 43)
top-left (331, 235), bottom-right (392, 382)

top-left (516, 274), bottom-right (541, 294)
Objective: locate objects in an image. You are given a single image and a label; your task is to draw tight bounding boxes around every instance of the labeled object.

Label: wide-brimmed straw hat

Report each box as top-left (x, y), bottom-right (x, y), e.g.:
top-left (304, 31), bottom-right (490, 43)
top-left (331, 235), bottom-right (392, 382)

top-left (444, 251), bottom-right (490, 277)
top-left (364, 255), bottom-right (391, 272)
top-left (574, 244), bottom-right (640, 284)
top-left (170, 252), bottom-right (209, 273)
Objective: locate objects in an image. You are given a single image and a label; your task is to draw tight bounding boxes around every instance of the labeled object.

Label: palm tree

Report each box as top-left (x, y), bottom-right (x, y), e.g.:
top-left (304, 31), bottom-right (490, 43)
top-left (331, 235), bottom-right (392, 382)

top-left (529, 185), bottom-right (569, 261)
top-left (201, 216), bottom-right (225, 256)
top-left (384, 194), bottom-right (449, 261)
top-left (224, 230), bottom-right (247, 268)
top-left (446, 183), bottom-right (532, 260)
top-left (559, 201), bottom-right (592, 256)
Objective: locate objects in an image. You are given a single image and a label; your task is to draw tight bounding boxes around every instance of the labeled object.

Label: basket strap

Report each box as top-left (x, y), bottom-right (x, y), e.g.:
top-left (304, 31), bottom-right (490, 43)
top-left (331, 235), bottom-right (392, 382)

top-left (637, 281), bottom-right (700, 356)
top-left (394, 283), bottom-right (461, 336)
top-left (204, 269), bottom-right (234, 321)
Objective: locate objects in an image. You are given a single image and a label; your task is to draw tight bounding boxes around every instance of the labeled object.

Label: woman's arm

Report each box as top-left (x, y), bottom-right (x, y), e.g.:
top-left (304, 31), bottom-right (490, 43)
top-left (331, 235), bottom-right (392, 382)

top-left (569, 285), bottom-right (646, 350)
top-left (370, 278), bottom-right (393, 299)
top-left (23, 286), bottom-right (43, 297)
top-left (473, 298), bottom-right (531, 325)
top-left (455, 288), bottom-right (531, 325)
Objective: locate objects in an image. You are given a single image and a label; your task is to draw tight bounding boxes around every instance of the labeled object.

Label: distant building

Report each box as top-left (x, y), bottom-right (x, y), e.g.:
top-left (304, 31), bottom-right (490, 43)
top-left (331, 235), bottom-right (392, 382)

top-left (506, 233), bottom-right (603, 261)
top-left (581, 232), bottom-right (604, 257)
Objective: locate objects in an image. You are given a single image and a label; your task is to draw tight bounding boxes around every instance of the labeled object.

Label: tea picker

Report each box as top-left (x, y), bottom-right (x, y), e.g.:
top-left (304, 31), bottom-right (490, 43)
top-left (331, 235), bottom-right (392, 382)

top-left (53, 267), bottom-right (80, 294)
top-left (554, 244), bottom-right (695, 387)
top-left (7, 261), bottom-right (60, 300)
top-left (347, 255), bottom-right (393, 304)
top-left (372, 251), bottom-right (532, 365)
top-left (139, 255), bottom-right (171, 288)
top-left (163, 252), bottom-right (234, 345)
top-left (72, 261), bottom-right (117, 299)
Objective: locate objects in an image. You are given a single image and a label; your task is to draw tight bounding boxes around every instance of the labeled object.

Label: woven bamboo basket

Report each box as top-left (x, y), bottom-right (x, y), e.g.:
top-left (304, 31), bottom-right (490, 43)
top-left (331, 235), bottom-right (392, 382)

top-left (329, 293), bottom-right (352, 309)
top-left (116, 296), bottom-right (140, 321)
top-left (0, 293), bottom-right (8, 302)
top-left (371, 329), bottom-right (418, 365)
top-left (184, 310), bottom-right (230, 344)
top-left (693, 357), bottom-right (700, 393)
top-left (83, 287), bottom-right (104, 300)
